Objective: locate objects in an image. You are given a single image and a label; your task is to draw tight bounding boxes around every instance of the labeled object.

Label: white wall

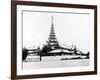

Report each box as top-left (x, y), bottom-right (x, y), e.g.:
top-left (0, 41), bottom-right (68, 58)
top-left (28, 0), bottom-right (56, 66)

top-left (0, 0), bottom-right (99, 80)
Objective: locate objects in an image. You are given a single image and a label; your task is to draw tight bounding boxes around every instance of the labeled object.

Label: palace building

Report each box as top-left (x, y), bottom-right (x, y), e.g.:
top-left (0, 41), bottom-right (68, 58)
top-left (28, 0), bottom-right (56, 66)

top-left (25, 16), bottom-right (89, 62)
top-left (41, 16), bottom-right (78, 56)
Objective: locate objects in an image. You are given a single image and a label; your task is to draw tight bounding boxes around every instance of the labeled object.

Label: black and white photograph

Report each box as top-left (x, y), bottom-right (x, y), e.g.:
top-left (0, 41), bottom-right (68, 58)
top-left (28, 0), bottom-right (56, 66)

top-left (22, 9), bottom-right (90, 69)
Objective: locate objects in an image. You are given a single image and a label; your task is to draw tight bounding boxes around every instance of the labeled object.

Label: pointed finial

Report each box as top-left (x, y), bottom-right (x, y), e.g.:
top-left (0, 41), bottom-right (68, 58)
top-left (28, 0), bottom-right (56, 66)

top-left (52, 16), bottom-right (53, 23)
top-left (51, 16), bottom-right (54, 29)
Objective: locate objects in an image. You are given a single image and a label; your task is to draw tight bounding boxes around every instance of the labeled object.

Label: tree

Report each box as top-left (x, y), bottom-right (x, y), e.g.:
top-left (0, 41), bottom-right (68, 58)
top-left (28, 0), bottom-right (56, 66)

top-left (41, 45), bottom-right (47, 53)
top-left (22, 48), bottom-right (28, 61)
top-left (41, 45), bottom-right (52, 56)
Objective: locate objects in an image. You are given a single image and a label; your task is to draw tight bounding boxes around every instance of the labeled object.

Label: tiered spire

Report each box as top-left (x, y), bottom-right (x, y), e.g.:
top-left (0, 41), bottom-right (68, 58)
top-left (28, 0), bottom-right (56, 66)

top-left (47, 16), bottom-right (59, 49)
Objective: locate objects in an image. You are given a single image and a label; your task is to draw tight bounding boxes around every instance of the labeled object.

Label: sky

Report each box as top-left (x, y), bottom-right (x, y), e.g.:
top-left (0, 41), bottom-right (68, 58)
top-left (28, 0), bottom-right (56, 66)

top-left (23, 10), bottom-right (90, 53)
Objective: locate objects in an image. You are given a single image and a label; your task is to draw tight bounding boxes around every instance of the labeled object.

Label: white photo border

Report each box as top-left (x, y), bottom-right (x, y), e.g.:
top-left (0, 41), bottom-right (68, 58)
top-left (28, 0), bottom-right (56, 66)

top-left (17, 5), bottom-right (95, 76)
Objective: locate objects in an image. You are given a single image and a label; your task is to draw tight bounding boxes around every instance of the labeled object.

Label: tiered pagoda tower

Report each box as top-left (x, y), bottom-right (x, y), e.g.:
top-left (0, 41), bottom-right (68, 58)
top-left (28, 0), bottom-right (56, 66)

top-left (46, 16), bottom-right (59, 50)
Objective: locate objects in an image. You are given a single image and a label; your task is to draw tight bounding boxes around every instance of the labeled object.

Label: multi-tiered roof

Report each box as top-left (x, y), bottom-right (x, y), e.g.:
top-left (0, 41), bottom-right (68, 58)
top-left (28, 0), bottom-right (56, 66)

top-left (46, 16), bottom-right (59, 50)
